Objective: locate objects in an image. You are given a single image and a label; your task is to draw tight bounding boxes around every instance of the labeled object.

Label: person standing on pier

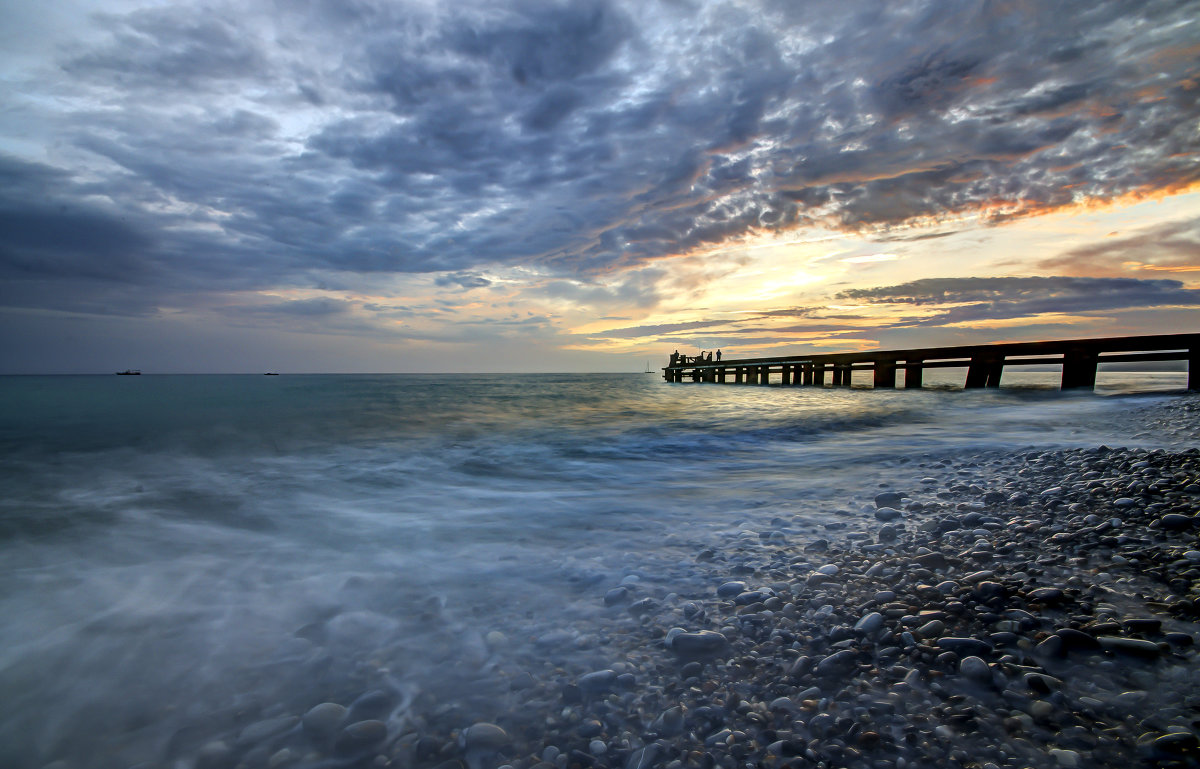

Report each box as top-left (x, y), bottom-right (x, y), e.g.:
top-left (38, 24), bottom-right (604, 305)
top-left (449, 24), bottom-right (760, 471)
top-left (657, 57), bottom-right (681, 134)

top-left (670, 350), bottom-right (679, 366)
top-left (716, 349), bottom-right (722, 362)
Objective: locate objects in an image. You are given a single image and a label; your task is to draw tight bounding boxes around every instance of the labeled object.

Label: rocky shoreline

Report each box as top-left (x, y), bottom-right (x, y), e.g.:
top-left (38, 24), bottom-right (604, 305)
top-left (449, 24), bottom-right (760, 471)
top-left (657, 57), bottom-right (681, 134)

top-left (43, 419), bottom-right (1199, 769)
top-left (148, 438), bottom-right (1200, 769)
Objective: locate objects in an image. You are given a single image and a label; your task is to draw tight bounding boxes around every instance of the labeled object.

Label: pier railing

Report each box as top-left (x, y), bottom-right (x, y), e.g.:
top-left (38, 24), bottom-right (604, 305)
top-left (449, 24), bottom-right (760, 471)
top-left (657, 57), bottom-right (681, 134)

top-left (663, 333), bottom-right (1199, 391)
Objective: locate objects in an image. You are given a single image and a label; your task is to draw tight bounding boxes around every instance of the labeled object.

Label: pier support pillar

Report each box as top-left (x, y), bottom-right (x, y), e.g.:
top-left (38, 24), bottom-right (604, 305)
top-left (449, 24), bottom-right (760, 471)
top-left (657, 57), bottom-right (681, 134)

top-left (905, 360), bottom-right (923, 389)
top-left (813, 364), bottom-right (826, 386)
top-left (802, 363), bottom-right (813, 385)
top-left (1190, 347), bottom-right (1198, 391)
top-left (833, 364), bottom-right (851, 386)
top-left (780, 365), bottom-right (791, 385)
top-left (718, 368), bottom-right (726, 383)
top-left (966, 357), bottom-right (1003, 388)
top-left (759, 365), bottom-right (771, 385)
top-left (1061, 348), bottom-right (1098, 390)
top-left (873, 360), bottom-right (896, 388)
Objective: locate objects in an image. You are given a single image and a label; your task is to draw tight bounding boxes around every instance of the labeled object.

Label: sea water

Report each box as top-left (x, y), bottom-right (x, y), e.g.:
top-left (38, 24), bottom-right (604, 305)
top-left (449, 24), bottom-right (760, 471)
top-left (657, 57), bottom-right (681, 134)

top-left (0, 371), bottom-right (1192, 767)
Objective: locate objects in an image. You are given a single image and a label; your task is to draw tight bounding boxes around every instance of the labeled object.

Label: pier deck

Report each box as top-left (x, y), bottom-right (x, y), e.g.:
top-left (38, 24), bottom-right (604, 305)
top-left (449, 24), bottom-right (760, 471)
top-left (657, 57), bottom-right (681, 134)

top-left (663, 333), bottom-right (1199, 391)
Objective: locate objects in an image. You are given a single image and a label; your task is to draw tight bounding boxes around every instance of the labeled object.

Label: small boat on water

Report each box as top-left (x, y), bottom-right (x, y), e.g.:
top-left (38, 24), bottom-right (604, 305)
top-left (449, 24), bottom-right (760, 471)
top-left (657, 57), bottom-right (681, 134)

top-left (115, 369), bottom-right (141, 375)
top-left (264, 372), bottom-right (279, 376)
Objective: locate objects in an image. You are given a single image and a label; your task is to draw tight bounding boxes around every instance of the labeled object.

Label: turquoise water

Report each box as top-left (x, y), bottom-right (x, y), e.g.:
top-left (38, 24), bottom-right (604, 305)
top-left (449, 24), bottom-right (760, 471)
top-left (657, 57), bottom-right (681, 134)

top-left (0, 372), bottom-right (1192, 767)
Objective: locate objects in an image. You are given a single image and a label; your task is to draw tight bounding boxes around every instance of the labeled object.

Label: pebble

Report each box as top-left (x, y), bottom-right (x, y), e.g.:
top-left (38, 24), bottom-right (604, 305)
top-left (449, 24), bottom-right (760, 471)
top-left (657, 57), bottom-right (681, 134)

top-left (669, 630), bottom-right (730, 658)
top-left (815, 649), bottom-right (858, 676)
top-left (854, 611), bottom-right (884, 634)
top-left (1097, 636), bottom-right (1162, 659)
top-left (1049, 748), bottom-right (1080, 767)
top-left (462, 722), bottom-right (510, 752)
top-left (1159, 513), bottom-right (1193, 530)
top-left (301, 703), bottom-right (347, 743)
top-left (937, 637), bottom-right (991, 656)
top-left (237, 716), bottom-right (298, 746)
top-left (334, 720), bottom-right (387, 755)
top-left (874, 507), bottom-right (903, 521)
top-left (717, 581), bottom-right (746, 597)
top-left (958, 655), bottom-right (991, 683)
top-left (578, 669), bottom-right (619, 695)
top-left (875, 491), bottom-right (906, 508)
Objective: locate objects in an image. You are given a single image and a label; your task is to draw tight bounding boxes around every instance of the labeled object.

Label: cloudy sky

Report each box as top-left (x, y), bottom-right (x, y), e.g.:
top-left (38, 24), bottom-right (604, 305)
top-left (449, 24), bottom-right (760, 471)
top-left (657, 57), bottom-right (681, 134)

top-left (1, 0), bottom-right (1197, 373)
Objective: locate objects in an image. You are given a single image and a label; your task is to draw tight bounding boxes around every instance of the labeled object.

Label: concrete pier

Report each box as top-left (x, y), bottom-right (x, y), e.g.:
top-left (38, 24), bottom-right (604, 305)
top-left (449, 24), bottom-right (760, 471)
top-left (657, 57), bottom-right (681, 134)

top-left (663, 333), bottom-right (1199, 391)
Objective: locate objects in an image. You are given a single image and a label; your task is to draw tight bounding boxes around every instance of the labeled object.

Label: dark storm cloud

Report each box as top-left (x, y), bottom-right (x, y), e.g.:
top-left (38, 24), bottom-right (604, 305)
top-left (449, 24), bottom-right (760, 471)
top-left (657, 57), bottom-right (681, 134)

top-left (3, 0), bottom-right (1198, 318)
top-left (840, 276), bottom-right (1200, 326)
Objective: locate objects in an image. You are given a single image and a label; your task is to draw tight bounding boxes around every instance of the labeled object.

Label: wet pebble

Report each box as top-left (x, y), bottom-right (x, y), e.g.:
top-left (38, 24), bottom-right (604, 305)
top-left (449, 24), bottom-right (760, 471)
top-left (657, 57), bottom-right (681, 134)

top-left (302, 702), bottom-right (347, 743)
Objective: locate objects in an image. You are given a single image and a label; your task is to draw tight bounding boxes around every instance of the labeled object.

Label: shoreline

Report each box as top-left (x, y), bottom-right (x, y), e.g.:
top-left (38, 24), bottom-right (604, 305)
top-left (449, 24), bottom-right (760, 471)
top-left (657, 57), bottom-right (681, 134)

top-left (22, 395), bottom-right (1200, 769)
top-left (162, 447), bottom-right (1200, 769)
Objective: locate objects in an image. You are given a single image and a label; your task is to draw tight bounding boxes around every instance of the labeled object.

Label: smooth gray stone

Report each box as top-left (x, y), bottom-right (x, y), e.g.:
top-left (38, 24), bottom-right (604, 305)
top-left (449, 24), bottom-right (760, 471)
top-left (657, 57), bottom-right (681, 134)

top-left (462, 722), bottom-right (510, 752)
top-left (717, 581), bottom-right (746, 598)
top-left (1159, 514), bottom-right (1193, 530)
top-left (972, 581), bottom-right (1005, 599)
top-left (959, 655), bottom-right (991, 683)
top-left (302, 703), bottom-right (347, 742)
top-left (1027, 587), bottom-right (1065, 604)
top-left (1097, 636), bottom-right (1162, 659)
top-left (815, 649), bottom-right (858, 676)
top-left (1154, 732), bottom-right (1200, 754)
top-left (874, 507), bottom-right (903, 522)
top-left (874, 491), bottom-right (906, 508)
top-left (937, 637), bottom-right (992, 657)
top-left (604, 587), bottom-right (629, 605)
top-left (578, 669), bottom-right (619, 695)
top-left (651, 706), bottom-right (685, 737)
top-left (1056, 628), bottom-right (1101, 652)
top-left (670, 630), bottom-right (730, 658)
top-left (914, 552), bottom-right (947, 569)
top-left (335, 720), bottom-right (387, 754)
top-left (854, 611), bottom-right (884, 634)
top-left (625, 742), bottom-right (662, 769)
top-left (238, 716), bottom-right (298, 746)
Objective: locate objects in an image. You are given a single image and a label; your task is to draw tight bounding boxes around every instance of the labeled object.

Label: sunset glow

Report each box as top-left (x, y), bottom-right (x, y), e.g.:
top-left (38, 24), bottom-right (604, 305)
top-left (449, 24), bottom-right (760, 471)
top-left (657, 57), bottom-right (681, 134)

top-left (0, 0), bottom-right (1197, 372)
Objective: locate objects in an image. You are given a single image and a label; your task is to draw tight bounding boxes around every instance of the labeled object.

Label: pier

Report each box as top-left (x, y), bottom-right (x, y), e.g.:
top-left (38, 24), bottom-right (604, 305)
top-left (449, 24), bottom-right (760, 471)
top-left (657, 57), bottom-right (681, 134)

top-left (663, 333), bottom-right (1199, 391)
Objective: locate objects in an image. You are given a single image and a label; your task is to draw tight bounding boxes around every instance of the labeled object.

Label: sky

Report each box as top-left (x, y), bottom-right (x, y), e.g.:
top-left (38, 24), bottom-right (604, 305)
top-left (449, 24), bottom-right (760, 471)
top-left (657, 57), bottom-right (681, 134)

top-left (0, 0), bottom-right (1197, 373)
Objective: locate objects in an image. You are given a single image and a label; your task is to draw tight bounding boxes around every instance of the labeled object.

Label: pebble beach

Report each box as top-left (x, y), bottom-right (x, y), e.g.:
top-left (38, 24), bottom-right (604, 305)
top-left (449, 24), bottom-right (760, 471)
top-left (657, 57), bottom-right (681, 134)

top-left (128, 398), bottom-right (1200, 769)
top-left (4, 376), bottom-right (1198, 769)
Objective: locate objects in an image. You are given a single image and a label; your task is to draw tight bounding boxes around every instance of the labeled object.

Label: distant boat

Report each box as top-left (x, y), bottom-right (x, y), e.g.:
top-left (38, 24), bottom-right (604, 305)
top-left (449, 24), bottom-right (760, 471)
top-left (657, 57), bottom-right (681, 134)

top-left (115, 369), bottom-right (141, 375)
top-left (264, 372), bottom-right (279, 376)
top-left (645, 361), bottom-right (653, 373)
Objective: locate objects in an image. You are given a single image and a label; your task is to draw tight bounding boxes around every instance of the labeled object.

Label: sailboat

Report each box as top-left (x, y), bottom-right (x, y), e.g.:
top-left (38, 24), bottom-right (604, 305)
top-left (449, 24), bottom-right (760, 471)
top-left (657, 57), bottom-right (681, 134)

top-left (645, 360), bottom-right (653, 373)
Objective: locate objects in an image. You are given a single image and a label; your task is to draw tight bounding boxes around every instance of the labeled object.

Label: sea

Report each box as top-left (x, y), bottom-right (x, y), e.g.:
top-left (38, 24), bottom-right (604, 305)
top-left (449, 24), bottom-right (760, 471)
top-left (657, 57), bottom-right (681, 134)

top-left (0, 370), bottom-right (1193, 768)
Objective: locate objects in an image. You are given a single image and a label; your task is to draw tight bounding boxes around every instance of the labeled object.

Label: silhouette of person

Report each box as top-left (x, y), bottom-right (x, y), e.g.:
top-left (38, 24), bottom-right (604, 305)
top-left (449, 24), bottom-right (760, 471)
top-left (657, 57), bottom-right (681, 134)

top-left (706, 351), bottom-right (713, 363)
top-left (716, 349), bottom-right (722, 362)
top-left (670, 350), bottom-right (679, 366)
